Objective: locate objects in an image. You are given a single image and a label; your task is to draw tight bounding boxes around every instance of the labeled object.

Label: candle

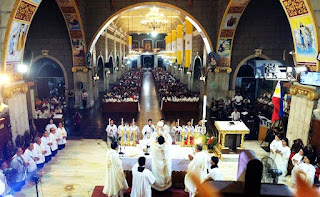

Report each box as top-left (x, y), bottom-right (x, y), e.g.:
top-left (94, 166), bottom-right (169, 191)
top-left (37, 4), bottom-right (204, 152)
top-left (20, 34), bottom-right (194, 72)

top-left (202, 95), bottom-right (207, 120)
top-left (109, 118), bottom-right (111, 125)
top-left (121, 118), bottom-right (123, 125)
top-left (191, 119), bottom-right (193, 126)
top-left (177, 119), bottom-right (179, 126)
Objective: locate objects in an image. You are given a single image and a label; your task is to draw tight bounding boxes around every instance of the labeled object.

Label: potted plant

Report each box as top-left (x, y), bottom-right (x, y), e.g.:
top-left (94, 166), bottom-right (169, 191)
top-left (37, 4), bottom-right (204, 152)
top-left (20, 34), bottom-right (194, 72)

top-left (206, 136), bottom-right (218, 153)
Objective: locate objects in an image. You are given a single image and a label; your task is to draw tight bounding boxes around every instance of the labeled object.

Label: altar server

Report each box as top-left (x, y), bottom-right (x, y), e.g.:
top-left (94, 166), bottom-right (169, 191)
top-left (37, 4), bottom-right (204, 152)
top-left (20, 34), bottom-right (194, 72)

top-left (103, 142), bottom-right (128, 197)
top-left (131, 157), bottom-right (155, 197)
top-left (41, 131), bottom-right (52, 163)
top-left (49, 128), bottom-right (59, 156)
top-left (185, 120), bottom-right (195, 135)
top-left (33, 137), bottom-right (45, 169)
top-left (160, 118), bottom-right (170, 134)
top-left (274, 137), bottom-right (291, 177)
top-left (23, 143), bottom-right (37, 182)
top-left (206, 156), bottom-right (222, 181)
top-left (142, 119), bottom-right (155, 140)
top-left (45, 119), bottom-right (57, 132)
top-left (194, 120), bottom-right (206, 135)
top-left (130, 120), bottom-right (140, 141)
top-left (171, 120), bottom-right (182, 143)
top-left (106, 119), bottom-right (118, 144)
top-left (291, 155), bottom-right (316, 186)
top-left (151, 136), bottom-right (172, 191)
top-left (56, 122), bottom-right (67, 150)
top-left (269, 134), bottom-right (282, 160)
top-left (154, 121), bottom-right (172, 145)
top-left (291, 149), bottom-right (304, 167)
top-left (118, 121), bottom-right (128, 141)
top-left (185, 144), bottom-right (209, 197)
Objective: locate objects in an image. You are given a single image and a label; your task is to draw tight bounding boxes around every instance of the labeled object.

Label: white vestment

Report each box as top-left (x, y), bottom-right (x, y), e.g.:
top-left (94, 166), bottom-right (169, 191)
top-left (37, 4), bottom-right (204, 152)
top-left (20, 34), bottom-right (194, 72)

top-left (49, 133), bottom-right (58, 151)
top-left (45, 123), bottom-right (57, 132)
top-left (130, 125), bottom-right (140, 141)
top-left (56, 127), bottom-right (67, 145)
top-left (130, 163), bottom-right (155, 197)
top-left (171, 126), bottom-right (182, 142)
top-left (103, 149), bottom-right (128, 196)
top-left (150, 141), bottom-right (172, 191)
top-left (118, 125), bottom-right (128, 141)
top-left (291, 153), bottom-right (303, 166)
top-left (185, 151), bottom-right (209, 196)
top-left (194, 125), bottom-right (206, 135)
top-left (291, 163), bottom-right (316, 186)
top-left (142, 125), bottom-right (155, 140)
top-left (106, 125), bottom-right (118, 138)
top-left (32, 143), bottom-right (45, 164)
top-left (207, 167), bottom-right (222, 181)
top-left (185, 126), bottom-right (195, 135)
top-left (274, 146), bottom-right (290, 176)
top-left (41, 136), bottom-right (52, 156)
top-left (269, 140), bottom-right (282, 160)
top-left (23, 149), bottom-right (37, 172)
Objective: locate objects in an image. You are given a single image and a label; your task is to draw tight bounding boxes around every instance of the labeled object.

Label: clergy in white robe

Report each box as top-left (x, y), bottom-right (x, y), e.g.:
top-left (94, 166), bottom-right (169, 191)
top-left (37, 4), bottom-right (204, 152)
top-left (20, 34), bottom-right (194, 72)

top-left (151, 136), bottom-right (172, 191)
top-left (291, 155), bottom-right (316, 186)
top-left (103, 142), bottom-right (128, 197)
top-left (118, 124), bottom-right (128, 141)
top-left (291, 149), bottom-right (304, 167)
top-left (23, 143), bottom-right (38, 181)
top-left (33, 137), bottom-right (45, 169)
top-left (45, 119), bottom-right (57, 132)
top-left (160, 119), bottom-right (170, 134)
top-left (274, 138), bottom-right (291, 177)
top-left (185, 121), bottom-right (195, 136)
top-left (106, 119), bottom-right (118, 143)
top-left (41, 131), bottom-right (52, 163)
top-left (131, 157), bottom-right (155, 197)
top-left (56, 122), bottom-right (67, 150)
top-left (185, 144), bottom-right (209, 196)
top-left (49, 128), bottom-right (59, 156)
top-left (153, 122), bottom-right (172, 145)
top-left (269, 135), bottom-right (282, 160)
top-left (142, 119), bottom-right (155, 140)
top-left (130, 122), bottom-right (140, 141)
top-left (171, 122), bottom-right (182, 143)
top-left (206, 156), bottom-right (222, 181)
top-left (0, 161), bottom-right (11, 196)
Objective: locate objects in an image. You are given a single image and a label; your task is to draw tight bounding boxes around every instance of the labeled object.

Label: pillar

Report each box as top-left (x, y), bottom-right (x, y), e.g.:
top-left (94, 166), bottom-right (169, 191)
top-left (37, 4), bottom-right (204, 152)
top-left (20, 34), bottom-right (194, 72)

top-left (177, 25), bottom-right (183, 65)
top-left (128, 35), bottom-right (132, 53)
top-left (185, 20), bottom-right (193, 68)
top-left (167, 33), bottom-right (172, 59)
top-left (171, 30), bottom-right (177, 62)
top-left (104, 34), bottom-right (108, 91)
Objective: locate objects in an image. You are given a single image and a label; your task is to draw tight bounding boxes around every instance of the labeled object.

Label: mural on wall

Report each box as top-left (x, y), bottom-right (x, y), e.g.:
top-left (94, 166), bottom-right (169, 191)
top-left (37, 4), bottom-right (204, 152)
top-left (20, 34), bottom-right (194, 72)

top-left (2, 0), bottom-right (41, 74)
top-left (132, 40), bottom-right (139, 49)
top-left (156, 40), bottom-right (165, 49)
top-left (280, 0), bottom-right (319, 71)
top-left (143, 40), bottom-right (152, 51)
top-left (216, 0), bottom-right (251, 68)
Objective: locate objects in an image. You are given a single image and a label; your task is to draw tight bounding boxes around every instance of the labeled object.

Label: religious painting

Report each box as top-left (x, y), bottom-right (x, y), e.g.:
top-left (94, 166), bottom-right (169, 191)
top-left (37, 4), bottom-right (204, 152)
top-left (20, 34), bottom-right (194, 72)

top-left (223, 14), bottom-right (241, 29)
top-left (143, 40), bottom-right (152, 51)
top-left (6, 21), bottom-right (29, 63)
top-left (132, 40), bottom-right (139, 49)
top-left (217, 39), bottom-right (232, 58)
top-left (71, 39), bottom-right (85, 58)
top-left (291, 16), bottom-right (317, 61)
top-left (15, 1), bottom-right (37, 22)
top-left (65, 13), bottom-right (81, 30)
top-left (156, 40), bottom-right (165, 49)
top-left (282, 0), bottom-right (308, 17)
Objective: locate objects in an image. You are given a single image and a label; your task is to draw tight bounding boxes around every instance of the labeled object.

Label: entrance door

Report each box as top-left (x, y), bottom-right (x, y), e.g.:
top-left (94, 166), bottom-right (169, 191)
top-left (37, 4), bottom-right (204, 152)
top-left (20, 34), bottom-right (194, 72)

top-left (141, 55), bottom-right (154, 68)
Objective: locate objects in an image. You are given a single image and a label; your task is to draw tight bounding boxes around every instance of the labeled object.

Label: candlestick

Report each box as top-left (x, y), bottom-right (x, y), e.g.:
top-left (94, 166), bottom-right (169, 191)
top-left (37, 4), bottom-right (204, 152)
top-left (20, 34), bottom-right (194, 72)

top-left (120, 129), bottom-right (124, 146)
top-left (132, 131), bottom-right (136, 146)
top-left (177, 119), bottom-right (179, 126)
top-left (191, 119), bottom-right (193, 126)
top-left (126, 129), bottom-right (130, 146)
top-left (202, 95), bottom-right (207, 120)
top-left (187, 131), bottom-right (191, 147)
top-left (181, 129), bottom-right (185, 147)
top-left (121, 118), bottom-right (123, 125)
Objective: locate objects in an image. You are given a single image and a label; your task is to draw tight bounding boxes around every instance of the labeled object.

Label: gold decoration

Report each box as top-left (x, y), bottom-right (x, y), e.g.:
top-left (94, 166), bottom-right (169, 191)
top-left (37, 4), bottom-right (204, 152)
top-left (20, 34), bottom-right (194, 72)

top-left (187, 131), bottom-right (191, 147)
top-left (214, 67), bottom-right (232, 73)
top-left (72, 66), bottom-right (88, 73)
top-left (2, 82), bottom-right (28, 98)
top-left (120, 129), bottom-right (124, 147)
top-left (290, 85), bottom-right (319, 101)
top-left (181, 130), bottom-right (185, 147)
top-left (132, 131), bottom-right (136, 147)
top-left (126, 129), bottom-right (130, 146)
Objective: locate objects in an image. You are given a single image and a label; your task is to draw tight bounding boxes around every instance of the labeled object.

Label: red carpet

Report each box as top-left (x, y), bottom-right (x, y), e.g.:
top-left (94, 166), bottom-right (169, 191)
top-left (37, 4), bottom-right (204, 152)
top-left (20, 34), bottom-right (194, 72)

top-left (91, 186), bottom-right (189, 197)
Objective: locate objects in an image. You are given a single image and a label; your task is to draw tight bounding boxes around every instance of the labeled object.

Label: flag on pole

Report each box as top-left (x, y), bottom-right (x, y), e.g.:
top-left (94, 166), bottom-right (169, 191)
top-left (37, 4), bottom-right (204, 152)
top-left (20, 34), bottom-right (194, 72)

top-left (271, 81), bottom-right (284, 122)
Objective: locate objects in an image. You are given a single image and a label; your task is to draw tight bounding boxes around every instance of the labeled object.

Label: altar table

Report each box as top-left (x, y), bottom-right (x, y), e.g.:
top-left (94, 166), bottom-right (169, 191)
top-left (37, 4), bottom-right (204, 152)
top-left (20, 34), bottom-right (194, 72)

top-left (215, 121), bottom-right (250, 154)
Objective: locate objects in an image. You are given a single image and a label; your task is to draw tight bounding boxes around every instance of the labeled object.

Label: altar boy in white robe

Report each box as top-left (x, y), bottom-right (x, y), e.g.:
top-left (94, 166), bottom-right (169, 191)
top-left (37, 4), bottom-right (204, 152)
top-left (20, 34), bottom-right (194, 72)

top-left (106, 119), bottom-right (118, 146)
top-left (171, 120), bottom-right (182, 143)
top-left (274, 137), bottom-right (291, 177)
top-left (41, 131), bottom-right (52, 163)
top-left (185, 144), bottom-right (209, 197)
top-left (142, 119), bottom-right (155, 140)
top-left (194, 120), bottom-right (206, 135)
top-left (185, 120), bottom-right (195, 135)
top-left (103, 141), bottom-right (128, 197)
top-left (160, 118), bottom-right (170, 134)
top-left (131, 157), bottom-right (155, 197)
top-left (269, 134), bottom-right (282, 160)
top-left (291, 154), bottom-right (316, 186)
top-left (151, 136), bottom-right (172, 191)
top-left (33, 137), bottom-right (45, 169)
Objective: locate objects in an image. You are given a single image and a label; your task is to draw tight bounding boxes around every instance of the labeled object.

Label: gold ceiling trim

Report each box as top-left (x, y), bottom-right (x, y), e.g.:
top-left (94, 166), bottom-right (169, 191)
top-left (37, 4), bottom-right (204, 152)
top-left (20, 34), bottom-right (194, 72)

top-left (72, 66), bottom-right (88, 73)
top-left (290, 85), bottom-right (319, 101)
top-left (2, 82), bottom-right (28, 99)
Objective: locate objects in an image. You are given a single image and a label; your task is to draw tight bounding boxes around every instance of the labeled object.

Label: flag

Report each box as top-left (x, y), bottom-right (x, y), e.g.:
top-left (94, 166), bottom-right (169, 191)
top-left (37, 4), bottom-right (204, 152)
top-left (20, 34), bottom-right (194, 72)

top-left (271, 81), bottom-right (284, 122)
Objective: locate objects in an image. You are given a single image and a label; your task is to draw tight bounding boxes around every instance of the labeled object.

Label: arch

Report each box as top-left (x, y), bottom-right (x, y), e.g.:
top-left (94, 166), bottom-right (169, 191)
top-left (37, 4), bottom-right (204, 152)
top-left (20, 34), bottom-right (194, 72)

top-left (97, 55), bottom-right (104, 79)
top-left (192, 54), bottom-right (202, 80)
top-left (232, 54), bottom-right (271, 90)
top-left (88, 2), bottom-right (214, 54)
top-left (1, 0), bottom-right (86, 75)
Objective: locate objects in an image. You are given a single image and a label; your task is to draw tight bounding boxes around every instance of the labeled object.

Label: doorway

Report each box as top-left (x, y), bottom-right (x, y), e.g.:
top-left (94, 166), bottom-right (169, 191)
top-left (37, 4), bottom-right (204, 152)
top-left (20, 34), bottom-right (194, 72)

top-left (141, 55), bottom-right (154, 68)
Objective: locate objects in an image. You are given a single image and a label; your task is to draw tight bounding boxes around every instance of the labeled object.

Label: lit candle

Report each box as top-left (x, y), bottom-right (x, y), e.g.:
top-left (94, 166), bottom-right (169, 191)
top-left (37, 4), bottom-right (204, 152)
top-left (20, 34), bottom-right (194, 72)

top-left (191, 119), bottom-right (193, 126)
top-left (109, 118), bottom-right (111, 125)
top-left (177, 119), bottom-right (179, 126)
top-left (121, 118), bottom-right (123, 125)
top-left (202, 95), bottom-right (207, 120)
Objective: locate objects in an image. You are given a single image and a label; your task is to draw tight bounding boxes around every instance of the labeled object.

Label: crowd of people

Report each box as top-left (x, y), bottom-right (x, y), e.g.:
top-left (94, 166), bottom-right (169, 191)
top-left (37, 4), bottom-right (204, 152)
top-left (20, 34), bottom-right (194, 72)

top-left (34, 96), bottom-right (65, 119)
top-left (103, 119), bottom-right (220, 197)
top-left (103, 69), bottom-right (143, 103)
top-left (152, 68), bottom-right (199, 103)
top-left (0, 120), bottom-right (67, 195)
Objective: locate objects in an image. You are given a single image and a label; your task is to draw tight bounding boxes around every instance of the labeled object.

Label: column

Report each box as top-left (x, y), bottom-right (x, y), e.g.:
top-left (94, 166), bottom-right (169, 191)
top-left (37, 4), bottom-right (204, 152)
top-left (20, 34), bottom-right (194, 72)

top-left (128, 35), bottom-right (132, 53)
top-left (185, 20), bottom-right (193, 68)
top-left (167, 33), bottom-right (172, 59)
top-left (177, 25), bottom-right (183, 65)
top-left (105, 33), bottom-right (108, 62)
top-left (114, 32), bottom-right (117, 66)
top-left (171, 30), bottom-right (177, 63)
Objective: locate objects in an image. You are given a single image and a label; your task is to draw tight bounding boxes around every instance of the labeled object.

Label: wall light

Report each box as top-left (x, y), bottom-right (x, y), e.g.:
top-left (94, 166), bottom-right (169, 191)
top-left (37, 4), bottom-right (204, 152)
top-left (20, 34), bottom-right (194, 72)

top-left (0, 73), bottom-right (10, 85)
top-left (17, 63), bottom-right (28, 73)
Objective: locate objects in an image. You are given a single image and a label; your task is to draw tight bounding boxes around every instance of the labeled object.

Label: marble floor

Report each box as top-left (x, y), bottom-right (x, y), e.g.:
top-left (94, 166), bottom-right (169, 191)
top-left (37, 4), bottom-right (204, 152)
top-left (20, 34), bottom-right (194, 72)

top-left (14, 139), bottom-right (273, 197)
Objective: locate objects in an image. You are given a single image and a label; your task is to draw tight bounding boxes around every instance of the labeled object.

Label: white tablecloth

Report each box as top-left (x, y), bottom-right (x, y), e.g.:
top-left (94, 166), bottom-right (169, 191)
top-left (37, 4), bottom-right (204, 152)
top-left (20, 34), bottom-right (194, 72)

top-left (119, 144), bottom-right (193, 171)
top-left (215, 121), bottom-right (250, 131)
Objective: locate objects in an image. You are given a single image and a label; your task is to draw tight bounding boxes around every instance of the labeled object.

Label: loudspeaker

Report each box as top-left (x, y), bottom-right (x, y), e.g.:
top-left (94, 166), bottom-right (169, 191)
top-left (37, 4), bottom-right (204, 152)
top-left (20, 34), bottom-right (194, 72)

top-left (78, 82), bottom-right (83, 90)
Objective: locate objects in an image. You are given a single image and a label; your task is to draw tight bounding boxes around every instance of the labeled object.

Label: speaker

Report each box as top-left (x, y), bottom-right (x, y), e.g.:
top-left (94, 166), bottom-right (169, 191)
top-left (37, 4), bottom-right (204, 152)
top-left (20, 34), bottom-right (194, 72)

top-left (78, 82), bottom-right (83, 90)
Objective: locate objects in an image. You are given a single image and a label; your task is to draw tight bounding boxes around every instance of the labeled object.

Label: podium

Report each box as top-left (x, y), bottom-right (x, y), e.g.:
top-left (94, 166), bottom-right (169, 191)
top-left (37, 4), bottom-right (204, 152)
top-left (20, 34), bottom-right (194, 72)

top-left (215, 121), bottom-right (250, 154)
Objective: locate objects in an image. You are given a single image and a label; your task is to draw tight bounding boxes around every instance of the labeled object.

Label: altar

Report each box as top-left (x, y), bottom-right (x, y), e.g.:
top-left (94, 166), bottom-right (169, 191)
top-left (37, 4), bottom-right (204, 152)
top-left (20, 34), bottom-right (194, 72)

top-left (214, 121), bottom-right (250, 154)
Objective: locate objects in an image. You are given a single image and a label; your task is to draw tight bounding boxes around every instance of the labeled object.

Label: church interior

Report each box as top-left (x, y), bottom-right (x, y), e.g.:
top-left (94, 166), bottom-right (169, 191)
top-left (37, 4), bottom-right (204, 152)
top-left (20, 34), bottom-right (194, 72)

top-left (0, 0), bottom-right (320, 196)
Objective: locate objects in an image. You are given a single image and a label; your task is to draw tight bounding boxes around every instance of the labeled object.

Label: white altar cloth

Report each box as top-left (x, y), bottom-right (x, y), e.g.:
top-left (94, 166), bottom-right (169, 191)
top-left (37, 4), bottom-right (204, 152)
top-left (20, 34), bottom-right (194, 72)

top-left (215, 121), bottom-right (250, 131)
top-left (119, 144), bottom-right (193, 171)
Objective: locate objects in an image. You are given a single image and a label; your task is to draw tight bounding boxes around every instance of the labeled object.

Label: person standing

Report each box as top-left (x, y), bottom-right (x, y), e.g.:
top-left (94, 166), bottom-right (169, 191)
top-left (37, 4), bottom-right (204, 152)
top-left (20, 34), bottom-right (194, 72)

top-left (45, 119), bottom-right (57, 132)
top-left (32, 137), bottom-right (45, 169)
top-left (41, 131), bottom-right (52, 163)
top-left (23, 143), bottom-right (38, 183)
top-left (130, 157), bottom-right (155, 197)
top-left (56, 122), bottom-right (67, 150)
top-left (68, 90), bottom-right (75, 108)
top-left (73, 111), bottom-right (82, 136)
top-left (142, 119), bottom-right (155, 140)
top-left (49, 128), bottom-right (59, 157)
top-left (269, 134), bottom-right (282, 160)
top-left (10, 147), bottom-right (27, 192)
top-left (185, 121), bottom-right (195, 135)
top-left (233, 92), bottom-right (243, 111)
top-left (103, 142), bottom-right (128, 197)
top-left (291, 155), bottom-right (316, 186)
top-left (231, 108), bottom-right (241, 121)
top-left (106, 119), bottom-right (118, 147)
top-left (129, 120), bottom-right (140, 142)
top-left (171, 121), bottom-right (182, 143)
top-left (274, 137), bottom-right (291, 177)
top-left (82, 89), bottom-right (88, 108)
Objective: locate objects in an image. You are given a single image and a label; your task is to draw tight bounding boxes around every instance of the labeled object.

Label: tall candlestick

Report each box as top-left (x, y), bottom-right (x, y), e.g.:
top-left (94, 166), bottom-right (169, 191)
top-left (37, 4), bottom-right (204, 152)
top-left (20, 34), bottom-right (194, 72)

top-left (121, 118), bottom-right (123, 125)
top-left (191, 119), bottom-right (193, 126)
top-left (202, 95), bottom-right (207, 120)
top-left (109, 118), bottom-right (111, 125)
top-left (177, 119), bottom-right (179, 126)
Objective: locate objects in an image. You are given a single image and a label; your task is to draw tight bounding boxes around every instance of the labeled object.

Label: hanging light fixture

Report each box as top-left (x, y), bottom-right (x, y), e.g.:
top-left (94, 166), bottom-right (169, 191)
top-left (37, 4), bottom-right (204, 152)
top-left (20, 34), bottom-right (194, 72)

top-left (141, 7), bottom-right (167, 34)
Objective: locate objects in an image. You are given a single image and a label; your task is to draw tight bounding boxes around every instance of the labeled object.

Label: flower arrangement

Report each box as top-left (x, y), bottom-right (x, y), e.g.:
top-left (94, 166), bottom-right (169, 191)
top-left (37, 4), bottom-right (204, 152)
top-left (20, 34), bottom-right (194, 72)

top-left (205, 135), bottom-right (218, 150)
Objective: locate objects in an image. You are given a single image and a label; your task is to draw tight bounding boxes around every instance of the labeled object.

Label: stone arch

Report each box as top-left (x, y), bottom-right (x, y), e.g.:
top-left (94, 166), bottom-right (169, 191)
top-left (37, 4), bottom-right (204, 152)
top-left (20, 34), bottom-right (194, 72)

top-left (88, 2), bottom-right (214, 54)
top-left (231, 54), bottom-right (271, 90)
top-left (97, 55), bottom-right (104, 79)
top-left (192, 54), bottom-right (202, 80)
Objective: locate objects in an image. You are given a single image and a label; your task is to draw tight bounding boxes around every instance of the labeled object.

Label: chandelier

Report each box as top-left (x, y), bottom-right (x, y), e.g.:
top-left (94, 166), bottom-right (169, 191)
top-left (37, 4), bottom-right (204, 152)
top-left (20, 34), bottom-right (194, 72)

top-left (141, 7), bottom-right (167, 32)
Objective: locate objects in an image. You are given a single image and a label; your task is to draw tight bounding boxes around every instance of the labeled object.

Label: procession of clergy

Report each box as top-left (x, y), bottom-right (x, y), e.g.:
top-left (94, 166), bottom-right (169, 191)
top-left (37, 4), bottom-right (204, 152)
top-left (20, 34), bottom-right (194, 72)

top-left (103, 118), bottom-right (221, 197)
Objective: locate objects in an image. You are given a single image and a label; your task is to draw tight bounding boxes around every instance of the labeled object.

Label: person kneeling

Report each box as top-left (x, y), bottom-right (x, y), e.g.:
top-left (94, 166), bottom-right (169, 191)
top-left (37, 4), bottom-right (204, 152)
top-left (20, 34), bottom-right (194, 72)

top-left (131, 157), bottom-right (155, 197)
top-left (206, 156), bottom-right (222, 181)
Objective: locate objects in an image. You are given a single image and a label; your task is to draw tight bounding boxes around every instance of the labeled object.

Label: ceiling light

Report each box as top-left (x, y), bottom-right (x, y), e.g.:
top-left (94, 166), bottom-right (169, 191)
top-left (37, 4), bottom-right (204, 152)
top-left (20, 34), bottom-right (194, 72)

top-left (0, 73), bottom-right (10, 84)
top-left (17, 63), bottom-right (28, 73)
top-left (151, 30), bottom-right (158, 37)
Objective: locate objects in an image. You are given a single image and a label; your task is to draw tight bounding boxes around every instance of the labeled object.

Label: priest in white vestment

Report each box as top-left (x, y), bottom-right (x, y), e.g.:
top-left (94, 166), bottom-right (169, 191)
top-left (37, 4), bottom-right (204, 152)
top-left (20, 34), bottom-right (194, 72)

top-left (103, 141), bottom-right (128, 197)
top-left (45, 119), bottom-right (57, 132)
top-left (41, 131), bottom-right (52, 163)
top-left (274, 137), bottom-right (291, 177)
top-left (131, 157), bottom-right (155, 197)
top-left (153, 121), bottom-right (172, 145)
top-left (185, 144), bottom-right (209, 197)
top-left (171, 121), bottom-right (182, 143)
top-left (269, 134), bottom-right (282, 160)
top-left (160, 119), bottom-right (170, 134)
top-left (56, 122), bottom-right (67, 150)
top-left (142, 119), bottom-right (155, 140)
top-left (33, 137), bottom-right (45, 169)
top-left (151, 135), bottom-right (172, 191)
top-left (130, 121), bottom-right (140, 141)
top-left (291, 155), bottom-right (316, 186)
